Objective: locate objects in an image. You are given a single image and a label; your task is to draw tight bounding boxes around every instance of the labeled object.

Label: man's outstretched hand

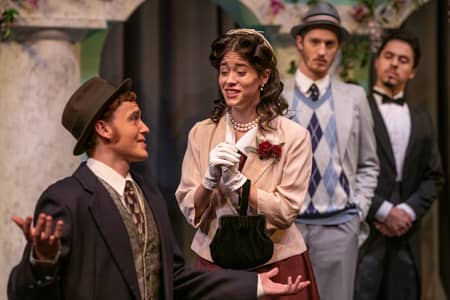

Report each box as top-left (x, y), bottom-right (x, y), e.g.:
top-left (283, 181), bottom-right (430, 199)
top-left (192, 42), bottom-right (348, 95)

top-left (259, 267), bottom-right (310, 297)
top-left (12, 213), bottom-right (63, 261)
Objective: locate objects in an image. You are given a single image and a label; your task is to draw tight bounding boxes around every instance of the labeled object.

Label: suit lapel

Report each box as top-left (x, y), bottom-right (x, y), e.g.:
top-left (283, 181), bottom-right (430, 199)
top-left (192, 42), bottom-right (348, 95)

top-left (242, 152), bottom-right (274, 183)
top-left (402, 105), bottom-right (417, 171)
top-left (75, 165), bottom-right (141, 300)
top-left (368, 95), bottom-right (396, 168)
top-left (332, 81), bottom-right (354, 161)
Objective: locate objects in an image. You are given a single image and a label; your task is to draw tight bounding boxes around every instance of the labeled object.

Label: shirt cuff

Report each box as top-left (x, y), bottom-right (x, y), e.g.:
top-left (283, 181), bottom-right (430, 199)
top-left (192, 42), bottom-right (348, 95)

top-left (29, 248), bottom-right (61, 286)
top-left (257, 274), bottom-right (264, 297)
top-left (396, 203), bottom-right (416, 221)
top-left (30, 248), bottom-right (61, 265)
top-left (375, 201), bottom-right (393, 222)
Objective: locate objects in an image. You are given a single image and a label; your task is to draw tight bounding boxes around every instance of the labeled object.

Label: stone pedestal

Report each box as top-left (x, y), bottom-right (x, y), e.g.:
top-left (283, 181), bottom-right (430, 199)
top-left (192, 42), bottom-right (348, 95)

top-left (0, 0), bottom-right (144, 296)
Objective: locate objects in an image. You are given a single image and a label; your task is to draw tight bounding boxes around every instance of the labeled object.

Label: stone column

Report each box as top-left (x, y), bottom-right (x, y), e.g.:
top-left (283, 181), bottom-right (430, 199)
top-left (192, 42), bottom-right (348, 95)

top-left (0, 0), bottom-right (144, 295)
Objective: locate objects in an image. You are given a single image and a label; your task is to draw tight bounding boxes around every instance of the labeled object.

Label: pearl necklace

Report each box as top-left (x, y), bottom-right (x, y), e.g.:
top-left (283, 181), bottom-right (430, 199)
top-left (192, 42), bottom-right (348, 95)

top-left (228, 113), bottom-right (260, 132)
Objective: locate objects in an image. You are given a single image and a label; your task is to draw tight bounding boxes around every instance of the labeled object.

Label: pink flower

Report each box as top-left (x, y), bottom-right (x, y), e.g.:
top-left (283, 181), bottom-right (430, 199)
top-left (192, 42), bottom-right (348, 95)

top-left (271, 0), bottom-right (284, 15)
top-left (28, 0), bottom-right (39, 8)
top-left (351, 4), bottom-right (369, 23)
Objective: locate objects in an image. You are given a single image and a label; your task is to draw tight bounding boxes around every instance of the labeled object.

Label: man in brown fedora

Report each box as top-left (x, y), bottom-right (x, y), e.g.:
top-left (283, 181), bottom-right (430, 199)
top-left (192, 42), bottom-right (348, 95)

top-left (7, 77), bottom-right (310, 300)
top-left (282, 2), bottom-right (379, 299)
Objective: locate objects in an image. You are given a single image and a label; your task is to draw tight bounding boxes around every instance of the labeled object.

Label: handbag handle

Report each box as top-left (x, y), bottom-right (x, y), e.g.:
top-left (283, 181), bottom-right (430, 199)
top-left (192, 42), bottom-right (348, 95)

top-left (239, 179), bottom-right (251, 216)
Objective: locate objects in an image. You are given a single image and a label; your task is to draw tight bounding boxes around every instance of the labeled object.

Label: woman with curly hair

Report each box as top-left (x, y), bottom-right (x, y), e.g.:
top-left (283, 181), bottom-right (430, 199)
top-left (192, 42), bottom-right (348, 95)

top-left (176, 29), bottom-right (320, 299)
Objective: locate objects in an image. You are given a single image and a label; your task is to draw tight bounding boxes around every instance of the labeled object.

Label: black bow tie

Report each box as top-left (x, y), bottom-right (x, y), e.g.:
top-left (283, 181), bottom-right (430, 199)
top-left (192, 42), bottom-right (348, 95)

top-left (308, 83), bottom-right (319, 101)
top-left (373, 90), bottom-right (405, 106)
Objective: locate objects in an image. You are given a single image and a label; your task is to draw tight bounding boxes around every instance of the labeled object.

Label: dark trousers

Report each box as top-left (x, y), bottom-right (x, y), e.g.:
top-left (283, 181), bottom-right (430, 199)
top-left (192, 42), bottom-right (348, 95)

top-left (354, 234), bottom-right (419, 300)
top-left (354, 183), bottom-right (419, 300)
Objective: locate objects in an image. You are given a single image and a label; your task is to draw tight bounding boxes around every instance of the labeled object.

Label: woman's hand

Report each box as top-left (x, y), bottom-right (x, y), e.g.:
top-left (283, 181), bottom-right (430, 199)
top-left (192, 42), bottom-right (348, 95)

top-left (221, 163), bottom-right (248, 192)
top-left (202, 142), bottom-right (240, 190)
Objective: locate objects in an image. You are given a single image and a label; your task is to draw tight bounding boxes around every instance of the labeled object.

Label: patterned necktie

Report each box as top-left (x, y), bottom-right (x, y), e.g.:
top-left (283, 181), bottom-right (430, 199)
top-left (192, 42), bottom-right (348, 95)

top-left (308, 83), bottom-right (319, 101)
top-left (124, 180), bottom-right (145, 236)
top-left (373, 90), bottom-right (405, 106)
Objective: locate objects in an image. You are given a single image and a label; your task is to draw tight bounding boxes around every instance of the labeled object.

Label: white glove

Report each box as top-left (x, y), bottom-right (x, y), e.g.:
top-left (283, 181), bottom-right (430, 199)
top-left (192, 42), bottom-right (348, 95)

top-left (202, 143), bottom-right (240, 190)
top-left (221, 162), bottom-right (248, 192)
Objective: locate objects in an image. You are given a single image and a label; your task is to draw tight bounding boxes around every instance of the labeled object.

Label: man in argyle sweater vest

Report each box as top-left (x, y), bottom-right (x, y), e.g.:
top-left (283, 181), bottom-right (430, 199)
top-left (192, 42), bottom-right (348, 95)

top-left (283, 2), bottom-right (379, 300)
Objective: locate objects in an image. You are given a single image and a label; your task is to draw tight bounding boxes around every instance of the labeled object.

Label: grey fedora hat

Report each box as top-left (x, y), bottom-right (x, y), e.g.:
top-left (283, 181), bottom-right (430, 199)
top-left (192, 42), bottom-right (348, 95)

top-left (290, 1), bottom-right (349, 42)
top-left (62, 76), bottom-right (132, 155)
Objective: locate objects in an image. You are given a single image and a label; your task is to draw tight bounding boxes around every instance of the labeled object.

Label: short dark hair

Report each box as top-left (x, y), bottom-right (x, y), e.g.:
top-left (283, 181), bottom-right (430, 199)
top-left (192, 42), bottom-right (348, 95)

top-left (377, 29), bottom-right (421, 68)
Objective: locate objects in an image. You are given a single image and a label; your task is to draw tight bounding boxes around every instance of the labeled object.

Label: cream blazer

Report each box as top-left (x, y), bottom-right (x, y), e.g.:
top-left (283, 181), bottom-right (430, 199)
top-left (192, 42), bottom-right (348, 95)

top-left (176, 115), bottom-right (312, 266)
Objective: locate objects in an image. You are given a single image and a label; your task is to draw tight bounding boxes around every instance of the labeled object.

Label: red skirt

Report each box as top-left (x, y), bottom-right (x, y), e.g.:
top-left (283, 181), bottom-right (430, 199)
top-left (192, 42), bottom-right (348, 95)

top-left (194, 253), bottom-right (320, 300)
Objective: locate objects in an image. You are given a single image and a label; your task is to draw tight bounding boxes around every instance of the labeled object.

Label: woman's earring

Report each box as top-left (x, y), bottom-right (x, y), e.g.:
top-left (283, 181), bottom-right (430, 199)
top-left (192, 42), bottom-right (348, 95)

top-left (260, 84), bottom-right (265, 92)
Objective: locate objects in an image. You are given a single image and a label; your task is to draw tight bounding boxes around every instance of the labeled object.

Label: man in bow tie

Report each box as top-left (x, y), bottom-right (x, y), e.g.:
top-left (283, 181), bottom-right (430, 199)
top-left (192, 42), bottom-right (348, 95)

top-left (282, 2), bottom-right (379, 300)
top-left (354, 30), bottom-right (444, 300)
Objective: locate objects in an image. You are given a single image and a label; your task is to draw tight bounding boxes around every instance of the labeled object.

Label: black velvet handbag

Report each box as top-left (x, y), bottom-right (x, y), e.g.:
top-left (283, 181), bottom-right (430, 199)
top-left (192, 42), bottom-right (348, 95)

top-left (210, 179), bottom-right (274, 269)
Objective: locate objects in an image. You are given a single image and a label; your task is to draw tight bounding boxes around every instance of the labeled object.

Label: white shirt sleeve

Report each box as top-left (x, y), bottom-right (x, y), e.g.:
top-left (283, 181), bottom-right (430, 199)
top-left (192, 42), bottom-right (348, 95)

top-left (375, 200), bottom-right (394, 222)
top-left (257, 275), bottom-right (264, 297)
top-left (396, 203), bottom-right (417, 221)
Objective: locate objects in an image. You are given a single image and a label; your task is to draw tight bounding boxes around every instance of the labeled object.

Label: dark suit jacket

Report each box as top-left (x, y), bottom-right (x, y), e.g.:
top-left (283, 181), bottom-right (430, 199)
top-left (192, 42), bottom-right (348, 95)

top-left (364, 95), bottom-right (444, 273)
top-left (8, 163), bottom-right (257, 300)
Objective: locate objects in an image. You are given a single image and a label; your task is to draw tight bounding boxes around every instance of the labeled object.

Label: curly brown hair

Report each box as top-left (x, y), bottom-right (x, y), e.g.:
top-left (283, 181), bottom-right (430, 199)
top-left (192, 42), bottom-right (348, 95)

top-left (209, 29), bottom-right (287, 131)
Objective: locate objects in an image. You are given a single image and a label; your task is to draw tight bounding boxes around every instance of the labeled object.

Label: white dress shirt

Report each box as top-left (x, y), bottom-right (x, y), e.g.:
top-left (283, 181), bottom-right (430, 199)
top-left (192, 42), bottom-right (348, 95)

top-left (87, 158), bottom-right (144, 209)
top-left (373, 87), bottom-right (416, 221)
top-left (295, 69), bottom-right (330, 98)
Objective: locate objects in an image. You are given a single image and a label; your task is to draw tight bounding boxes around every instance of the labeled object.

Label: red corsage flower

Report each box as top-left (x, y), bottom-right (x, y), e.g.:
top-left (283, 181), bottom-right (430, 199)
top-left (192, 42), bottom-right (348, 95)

top-left (246, 136), bottom-right (284, 162)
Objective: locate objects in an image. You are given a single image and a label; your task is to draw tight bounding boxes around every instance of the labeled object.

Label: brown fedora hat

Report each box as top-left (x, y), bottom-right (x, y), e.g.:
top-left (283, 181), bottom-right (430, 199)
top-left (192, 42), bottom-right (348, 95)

top-left (290, 1), bottom-right (349, 42)
top-left (62, 76), bottom-right (132, 155)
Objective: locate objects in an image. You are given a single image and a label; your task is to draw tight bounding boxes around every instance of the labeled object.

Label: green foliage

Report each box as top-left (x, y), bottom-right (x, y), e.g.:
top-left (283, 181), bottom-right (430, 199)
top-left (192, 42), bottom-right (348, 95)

top-left (339, 35), bottom-right (371, 85)
top-left (0, 8), bottom-right (19, 41)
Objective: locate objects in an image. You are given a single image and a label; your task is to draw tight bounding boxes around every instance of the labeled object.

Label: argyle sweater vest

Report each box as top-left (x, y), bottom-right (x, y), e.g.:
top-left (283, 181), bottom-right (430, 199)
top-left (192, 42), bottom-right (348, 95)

top-left (291, 85), bottom-right (354, 219)
top-left (100, 179), bottom-right (161, 300)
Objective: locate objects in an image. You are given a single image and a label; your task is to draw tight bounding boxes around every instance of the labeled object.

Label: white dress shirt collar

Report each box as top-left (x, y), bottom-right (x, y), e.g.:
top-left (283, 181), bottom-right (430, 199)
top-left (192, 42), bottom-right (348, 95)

top-left (224, 113), bottom-right (258, 155)
top-left (86, 158), bottom-right (133, 196)
top-left (295, 69), bottom-right (330, 98)
top-left (373, 86), bottom-right (404, 103)
top-left (372, 86), bottom-right (410, 181)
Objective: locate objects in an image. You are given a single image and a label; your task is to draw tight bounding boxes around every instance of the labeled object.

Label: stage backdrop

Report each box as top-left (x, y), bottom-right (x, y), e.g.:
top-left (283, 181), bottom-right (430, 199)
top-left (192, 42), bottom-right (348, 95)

top-left (97, 0), bottom-right (448, 298)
